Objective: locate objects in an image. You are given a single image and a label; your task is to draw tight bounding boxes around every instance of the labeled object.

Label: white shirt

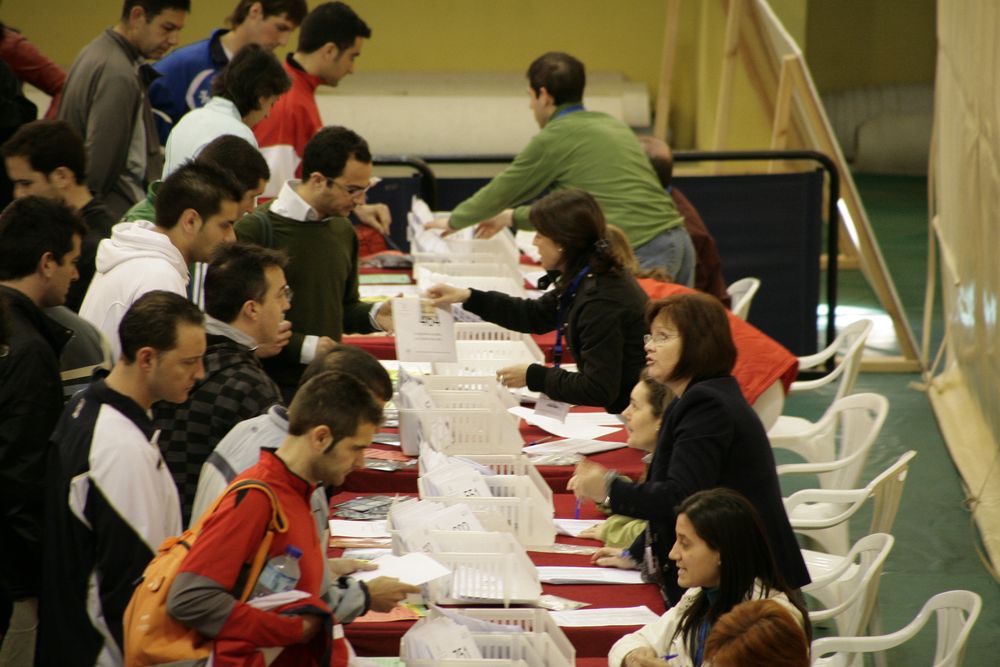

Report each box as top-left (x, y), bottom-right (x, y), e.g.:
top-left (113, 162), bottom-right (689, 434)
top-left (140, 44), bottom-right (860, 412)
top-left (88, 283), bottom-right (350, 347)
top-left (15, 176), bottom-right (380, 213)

top-left (162, 96), bottom-right (258, 177)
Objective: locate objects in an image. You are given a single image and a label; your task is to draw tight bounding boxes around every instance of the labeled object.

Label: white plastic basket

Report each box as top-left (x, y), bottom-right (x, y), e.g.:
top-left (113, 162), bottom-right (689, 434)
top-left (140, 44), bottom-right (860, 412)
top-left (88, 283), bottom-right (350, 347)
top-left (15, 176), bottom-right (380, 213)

top-left (423, 531), bottom-right (542, 606)
top-left (402, 608), bottom-right (575, 667)
top-left (403, 633), bottom-right (573, 667)
top-left (418, 456), bottom-right (555, 547)
top-left (398, 389), bottom-right (524, 455)
top-left (414, 263), bottom-right (527, 297)
top-left (411, 231), bottom-right (520, 266)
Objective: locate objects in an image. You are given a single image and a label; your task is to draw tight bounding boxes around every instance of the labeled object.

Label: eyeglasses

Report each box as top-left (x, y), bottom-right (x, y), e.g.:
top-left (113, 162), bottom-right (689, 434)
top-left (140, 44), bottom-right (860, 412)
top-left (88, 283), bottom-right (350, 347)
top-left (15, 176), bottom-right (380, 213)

top-left (280, 285), bottom-right (294, 302)
top-left (327, 176), bottom-right (382, 199)
top-left (643, 332), bottom-right (681, 346)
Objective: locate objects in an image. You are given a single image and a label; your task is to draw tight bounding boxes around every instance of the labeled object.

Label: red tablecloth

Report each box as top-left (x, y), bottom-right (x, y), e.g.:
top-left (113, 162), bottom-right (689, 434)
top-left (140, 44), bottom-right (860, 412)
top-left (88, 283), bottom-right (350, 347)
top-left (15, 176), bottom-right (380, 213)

top-left (342, 410), bottom-right (644, 495)
top-left (331, 493), bottom-right (665, 658)
top-left (342, 331), bottom-right (571, 364)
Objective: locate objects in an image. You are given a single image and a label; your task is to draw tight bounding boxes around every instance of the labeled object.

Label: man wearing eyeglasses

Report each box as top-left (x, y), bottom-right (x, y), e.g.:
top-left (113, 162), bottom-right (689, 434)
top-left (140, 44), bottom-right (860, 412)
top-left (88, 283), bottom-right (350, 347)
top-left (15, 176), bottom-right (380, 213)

top-left (153, 242), bottom-right (291, 525)
top-left (236, 126), bottom-right (392, 398)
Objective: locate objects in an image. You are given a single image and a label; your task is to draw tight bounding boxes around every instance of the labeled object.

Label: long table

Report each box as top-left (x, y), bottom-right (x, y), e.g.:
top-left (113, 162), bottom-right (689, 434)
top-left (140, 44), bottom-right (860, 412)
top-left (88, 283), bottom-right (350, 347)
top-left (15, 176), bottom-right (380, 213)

top-left (341, 410), bottom-right (645, 495)
top-left (331, 493), bottom-right (665, 659)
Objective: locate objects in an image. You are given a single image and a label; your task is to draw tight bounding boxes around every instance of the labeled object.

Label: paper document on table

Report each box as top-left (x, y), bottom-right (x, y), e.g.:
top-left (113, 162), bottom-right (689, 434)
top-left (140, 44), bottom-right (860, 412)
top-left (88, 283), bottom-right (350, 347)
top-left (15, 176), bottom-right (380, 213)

top-left (329, 519), bottom-right (390, 538)
top-left (509, 407), bottom-right (621, 439)
top-left (570, 411), bottom-right (626, 425)
top-left (549, 605), bottom-right (661, 627)
top-left (524, 437), bottom-right (627, 456)
top-left (351, 552), bottom-right (451, 586)
top-left (360, 284), bottom-right (421, 299)
top-left (536, 566), bottom-right (645, 584)
top-left (554, 518), bottom-right (603, 537)
top-left (393, 298), bottom-right (457, 362)
top-left (402, 615), bottom-right (483, 661)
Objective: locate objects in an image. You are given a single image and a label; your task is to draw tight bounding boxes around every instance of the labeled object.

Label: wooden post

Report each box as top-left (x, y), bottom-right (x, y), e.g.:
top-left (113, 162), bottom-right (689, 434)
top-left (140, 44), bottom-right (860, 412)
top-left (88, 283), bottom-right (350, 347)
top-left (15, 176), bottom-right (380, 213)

top-left (713, 0), bottom-right (744, 155)
top-left (769, 54), bottom-right (796, 171)
top-left (653, 0), bottom-right (682, 141)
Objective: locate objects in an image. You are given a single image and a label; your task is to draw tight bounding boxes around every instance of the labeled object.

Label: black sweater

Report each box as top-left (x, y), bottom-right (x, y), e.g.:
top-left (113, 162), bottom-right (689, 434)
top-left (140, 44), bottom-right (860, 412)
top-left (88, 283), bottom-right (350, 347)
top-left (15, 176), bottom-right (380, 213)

top-left (463, 269), bottom-right (648, 413)
top-left (615, 375), bottom-right (811, 603)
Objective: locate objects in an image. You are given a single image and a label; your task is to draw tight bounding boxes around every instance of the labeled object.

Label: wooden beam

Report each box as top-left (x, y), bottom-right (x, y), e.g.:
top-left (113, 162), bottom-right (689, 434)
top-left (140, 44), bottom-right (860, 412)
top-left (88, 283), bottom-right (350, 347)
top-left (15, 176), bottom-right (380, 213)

top-left (769, 54), bottom-right (796, 170)
top-left (653, 0), bottom-right (682, 141)
top-left (713, 0), bottom-right (744, 154)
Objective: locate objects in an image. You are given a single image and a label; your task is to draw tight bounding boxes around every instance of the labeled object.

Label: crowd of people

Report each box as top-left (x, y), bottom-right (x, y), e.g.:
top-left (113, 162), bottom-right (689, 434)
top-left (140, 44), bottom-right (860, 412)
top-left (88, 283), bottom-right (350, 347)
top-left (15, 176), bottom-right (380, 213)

top-left (0, 1), bottom-right (813, 666)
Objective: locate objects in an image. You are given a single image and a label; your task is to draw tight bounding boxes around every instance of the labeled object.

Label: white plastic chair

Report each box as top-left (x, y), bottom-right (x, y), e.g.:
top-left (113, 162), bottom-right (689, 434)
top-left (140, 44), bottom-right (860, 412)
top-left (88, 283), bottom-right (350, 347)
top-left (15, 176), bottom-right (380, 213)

top-left (784, 450), bottom-right (916, 556)
top-left (751, 379), bottom-right (785, 432)
top-left (803, 533), bottom-right (894, 638)
top-left (775, 393), bottom-right (889, 488)
top-left (726, 277), bottom-right (761, 320)
top-left (769, 319), bottom-right (874, 463)
top-left (811, 590), bottom-right (982, 667)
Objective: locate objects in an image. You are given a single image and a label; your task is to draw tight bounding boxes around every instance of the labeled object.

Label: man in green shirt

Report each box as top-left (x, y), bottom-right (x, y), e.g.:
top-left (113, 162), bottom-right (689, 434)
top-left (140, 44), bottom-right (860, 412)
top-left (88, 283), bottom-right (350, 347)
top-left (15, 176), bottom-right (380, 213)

top-left (235, 125), bottom-right (391, 395)
top-left (430, 52), bottom-right (695, 285)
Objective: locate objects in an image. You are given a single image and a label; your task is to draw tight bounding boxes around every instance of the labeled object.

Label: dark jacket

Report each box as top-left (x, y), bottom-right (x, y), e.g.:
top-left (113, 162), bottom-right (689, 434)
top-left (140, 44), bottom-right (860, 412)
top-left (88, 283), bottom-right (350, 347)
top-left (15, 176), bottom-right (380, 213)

top-left (463, 268), bottom-right (648, 413)
top-left (0, 285), bottom-right (71, 599)
top-left (154, 333), bottom-right (283, 524)
top-left (615, 375), bottom-right (810, 603)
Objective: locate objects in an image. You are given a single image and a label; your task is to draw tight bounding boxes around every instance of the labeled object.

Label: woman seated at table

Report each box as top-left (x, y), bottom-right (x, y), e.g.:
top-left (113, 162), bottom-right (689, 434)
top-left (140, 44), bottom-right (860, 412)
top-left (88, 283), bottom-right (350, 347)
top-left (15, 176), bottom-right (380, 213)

top-left (702, 599), bottom-right (810, 667)
top-left (576, 371), bottom-right (672, 547)
top-left (608, 488), bottom-right (809, 667)
top-left (604, 224), bottom-right (797, 429)
top-left (426, 188), bottom-right (648, 413)
top-left (568, 292), bottom-right (810, 604)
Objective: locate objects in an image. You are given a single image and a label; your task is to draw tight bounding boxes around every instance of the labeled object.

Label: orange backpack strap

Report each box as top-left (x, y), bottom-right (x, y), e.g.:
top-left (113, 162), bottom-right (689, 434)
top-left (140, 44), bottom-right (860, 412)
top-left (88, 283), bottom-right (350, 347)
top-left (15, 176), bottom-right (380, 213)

top-left (197, 479), bottom-right (289, 601)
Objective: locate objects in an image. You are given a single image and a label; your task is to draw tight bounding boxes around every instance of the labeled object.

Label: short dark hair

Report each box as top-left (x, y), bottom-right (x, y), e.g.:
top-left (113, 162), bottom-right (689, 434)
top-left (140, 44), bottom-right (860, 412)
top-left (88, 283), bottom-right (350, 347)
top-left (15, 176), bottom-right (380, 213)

top-left (211, 44), bottom-right (291, 118)
top-left (121, 0), bottom-right (191, 20)
top-left (673, 489), bottom-right (810, 655)
top-left (529, 188), bottom-right (620, 285)
top-left (204, 242), bottom-right (288, 323)
top-left (527, 52), bottom-right (585, 106)
top-left (646, 292), bottom-right (736, 380)
top-left (2, 120), bottom-right (87, 183)
top-left (0, 196), bottom-right (86, 280)
top-left (704, 599), bottom-right (810, 667)
top-left (198, 135), bottom-right (270, 192)
top-left (638, 368), bottom-right (672, 419)
top-left (298, 1), bottom-right (371, 54)
top-left (299, 344), bottom-right (392, 402)
top-left (301, 125), bottom-right (371, 179)
top-left (228, 0), bottom-right (307, 27)
top-left (155, 161), bottom-right (243, 229)
top-left (119, 290), bottom-right (205, 363)
top-left (288, 370), bottom-right (383, 444)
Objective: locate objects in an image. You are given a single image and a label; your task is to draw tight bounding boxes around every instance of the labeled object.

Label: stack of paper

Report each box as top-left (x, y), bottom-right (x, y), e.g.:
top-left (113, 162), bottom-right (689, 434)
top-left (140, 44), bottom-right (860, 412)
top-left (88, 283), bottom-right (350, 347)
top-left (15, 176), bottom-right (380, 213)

top-left (535, 566), bottom-right (646, 585)
top-left (523, 437), bottom-right (627, 456)
top-left (402, 616), bottom-right (483, 661)
top-left (351, 552), bottom-right (451, 586)
top-left (509, 407), bottom-right (623, 440)
top-left (548, 606), bottom-right (661, 627)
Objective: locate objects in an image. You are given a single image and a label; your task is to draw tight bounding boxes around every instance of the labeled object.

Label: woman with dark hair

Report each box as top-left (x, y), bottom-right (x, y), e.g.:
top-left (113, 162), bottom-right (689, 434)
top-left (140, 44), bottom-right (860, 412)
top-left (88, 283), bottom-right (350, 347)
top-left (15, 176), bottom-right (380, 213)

top-left (426, 188), bottom-right (648, 413)
top-left (703, 599), bottom-right (810, 667)
top-left (163, 43), bottom-right (291, 175)
top-left (608, 489), bottom-right (810, 667)
top-left (577, 370), bottom-right (672, 547)
top-left (568, 292), bottom-right (809, 603)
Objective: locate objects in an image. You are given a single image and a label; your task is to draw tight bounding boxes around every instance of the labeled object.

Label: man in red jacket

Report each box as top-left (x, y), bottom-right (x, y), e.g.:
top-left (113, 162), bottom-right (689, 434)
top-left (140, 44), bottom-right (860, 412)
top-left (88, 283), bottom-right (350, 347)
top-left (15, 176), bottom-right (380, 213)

top-left (167, 369), bottom-right (383, 666)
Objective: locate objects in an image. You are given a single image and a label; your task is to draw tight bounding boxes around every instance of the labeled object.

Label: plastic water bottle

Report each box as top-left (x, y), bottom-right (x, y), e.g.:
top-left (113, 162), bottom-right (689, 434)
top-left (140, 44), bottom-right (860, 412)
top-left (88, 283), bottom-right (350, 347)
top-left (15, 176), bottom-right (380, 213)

top-left (251, 545), bottom-right (303, 598)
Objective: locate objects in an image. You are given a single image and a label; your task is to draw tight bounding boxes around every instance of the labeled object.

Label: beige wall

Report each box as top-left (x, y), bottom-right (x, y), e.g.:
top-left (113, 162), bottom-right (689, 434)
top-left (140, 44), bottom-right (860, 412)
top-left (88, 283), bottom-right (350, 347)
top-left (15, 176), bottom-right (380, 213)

top-left (3, 0), bottom-right (935, 148)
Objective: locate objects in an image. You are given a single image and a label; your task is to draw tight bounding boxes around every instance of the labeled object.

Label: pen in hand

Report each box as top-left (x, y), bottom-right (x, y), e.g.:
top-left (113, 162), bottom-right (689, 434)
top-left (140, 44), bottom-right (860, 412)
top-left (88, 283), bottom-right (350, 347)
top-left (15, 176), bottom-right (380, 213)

top-left (574, 497), bottom-right (582, 519)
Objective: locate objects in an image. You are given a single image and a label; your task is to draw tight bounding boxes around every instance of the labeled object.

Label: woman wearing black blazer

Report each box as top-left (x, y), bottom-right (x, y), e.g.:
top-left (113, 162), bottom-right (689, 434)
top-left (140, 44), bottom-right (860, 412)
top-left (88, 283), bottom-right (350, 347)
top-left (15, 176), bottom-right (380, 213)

top-left (426, 188), bottom-right (648, 414)
top-left (569, 292), bottom-right (810, 604)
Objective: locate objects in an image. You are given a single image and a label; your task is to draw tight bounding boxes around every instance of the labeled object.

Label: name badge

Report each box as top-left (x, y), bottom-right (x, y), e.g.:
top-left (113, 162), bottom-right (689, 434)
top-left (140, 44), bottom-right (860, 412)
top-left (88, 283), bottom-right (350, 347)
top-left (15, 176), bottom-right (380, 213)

top-left (534, 394), bottom-right (571, 422)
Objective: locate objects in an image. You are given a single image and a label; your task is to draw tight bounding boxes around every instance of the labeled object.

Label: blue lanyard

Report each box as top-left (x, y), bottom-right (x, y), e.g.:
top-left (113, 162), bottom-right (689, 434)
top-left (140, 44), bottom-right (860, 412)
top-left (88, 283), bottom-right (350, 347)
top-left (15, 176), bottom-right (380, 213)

top-left (552, 265), bottom-right (590, 368)
top-left (693, 620), bottom-right (710, 666)
top-left (553, 103), bottom-right (585, 120)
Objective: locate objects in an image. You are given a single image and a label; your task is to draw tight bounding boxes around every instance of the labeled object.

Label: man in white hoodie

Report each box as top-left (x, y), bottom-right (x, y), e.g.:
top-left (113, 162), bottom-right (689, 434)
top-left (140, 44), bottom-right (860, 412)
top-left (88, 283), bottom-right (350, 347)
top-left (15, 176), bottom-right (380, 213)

top-left (80, 161), bottom-right (242, 359)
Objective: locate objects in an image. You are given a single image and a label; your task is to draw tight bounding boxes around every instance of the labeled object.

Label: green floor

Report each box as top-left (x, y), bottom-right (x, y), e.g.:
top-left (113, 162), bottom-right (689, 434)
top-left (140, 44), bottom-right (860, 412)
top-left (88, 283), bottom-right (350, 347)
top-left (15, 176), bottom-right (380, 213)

top-left (777, 174), bottom-right (997, 664)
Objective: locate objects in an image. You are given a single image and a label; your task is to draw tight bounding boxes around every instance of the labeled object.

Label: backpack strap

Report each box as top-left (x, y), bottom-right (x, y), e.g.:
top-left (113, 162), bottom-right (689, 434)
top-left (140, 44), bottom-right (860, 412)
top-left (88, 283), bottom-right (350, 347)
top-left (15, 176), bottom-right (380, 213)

top-left (193, 479), bottom-right (289, 602)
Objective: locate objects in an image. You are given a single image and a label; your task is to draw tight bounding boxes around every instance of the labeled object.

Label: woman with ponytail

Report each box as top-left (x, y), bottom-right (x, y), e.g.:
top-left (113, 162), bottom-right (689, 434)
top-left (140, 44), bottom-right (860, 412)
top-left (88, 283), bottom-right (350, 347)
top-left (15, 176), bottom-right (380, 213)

top-left (426, 188), bottom-right (648, 413)
top-left (609, 488), bottom-right (810, 667)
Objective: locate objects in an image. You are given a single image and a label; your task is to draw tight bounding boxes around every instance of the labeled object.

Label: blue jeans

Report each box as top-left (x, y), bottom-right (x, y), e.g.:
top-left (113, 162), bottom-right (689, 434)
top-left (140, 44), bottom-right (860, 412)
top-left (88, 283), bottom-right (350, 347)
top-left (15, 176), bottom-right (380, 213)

top-left (633, 225), bottom-right (696, 287)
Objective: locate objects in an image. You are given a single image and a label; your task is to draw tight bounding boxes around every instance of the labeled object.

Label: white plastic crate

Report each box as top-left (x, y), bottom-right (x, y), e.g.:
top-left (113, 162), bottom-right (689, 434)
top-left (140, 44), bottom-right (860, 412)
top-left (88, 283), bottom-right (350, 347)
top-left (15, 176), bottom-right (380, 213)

top-left (398, 391), bottom-right (524, 455)
top-left (402, 608), bottom-right (575, 667)
top-left (418, 458), bottom-right (555, 548)
top-left (414, 262), bottom-right (527, 297)
top-left (411, 230), bottom-right (520, 266)
top-left (423, 531), bottom-right (542, 606)
top-left (403, 633), bottom-right (573, 667)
